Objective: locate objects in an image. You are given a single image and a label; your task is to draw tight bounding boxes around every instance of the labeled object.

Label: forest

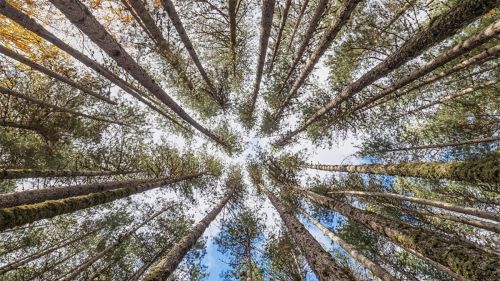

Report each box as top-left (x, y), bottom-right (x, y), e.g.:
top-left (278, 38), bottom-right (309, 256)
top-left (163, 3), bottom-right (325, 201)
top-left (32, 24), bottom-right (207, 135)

top-left (0, 0), bottom-right (499, 280)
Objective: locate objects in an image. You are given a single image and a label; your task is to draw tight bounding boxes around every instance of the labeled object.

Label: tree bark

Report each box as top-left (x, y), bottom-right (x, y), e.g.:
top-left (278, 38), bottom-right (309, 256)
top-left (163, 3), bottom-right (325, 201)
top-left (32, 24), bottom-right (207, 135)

top-left (0, 45), bottom-right (115, 105)
top-left (0, 174), bottom-right (201, 231)
top-left (0, 228), bottom-right (99, 274)
top-left (0, 172), bottom-right (206, 208)
top-left (295, 187), bottom-right (500, 281)
top-left (48, 0), bottom-right (227, 148)
top-left (267, 0), bottom-right (292, 74)
top-left (60, 205), bottom-right (173, 280)
top-left (246, 234), bottom-right (253, 281)
top-left (274, 0), bottom-right (500, 146)
top-left (272, 0), bottom-right (360, 122)
top-left (228, 0), bottom-right (238, 73)
top-left (161, 0), bottom-right (222, 106)
top-left (248, 0), bottom-right (275, 117)
top-left (301, 153), bottom-right (500, 186)
top-left (258, 184), bottom-right (353, 281)
top-left (0, 1), bottom-right (191, 132)
top-left (142, 190), bottom-right (234, 281)
top-left (0, 168), bottom-right (136, 181)
top-left (0, 87), bottom-right (129, 126)
top-left (27, 251), bottom-right (79, 281)
top-left (299, 208), bottom-right (398, 281)
top-left (374, 136), bottom-right (500, 153)
top-left (328, 190), bottom-right (500, 223)
top-left (286, 0), bottom-right (310, 51)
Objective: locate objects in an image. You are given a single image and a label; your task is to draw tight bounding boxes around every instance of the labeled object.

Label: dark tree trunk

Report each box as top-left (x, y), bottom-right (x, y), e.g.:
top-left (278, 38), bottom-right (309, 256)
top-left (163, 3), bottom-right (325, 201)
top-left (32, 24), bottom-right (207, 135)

top-left (0, 168), bottom-right (136, 181)
top-left (267, 0), bottom-right (292, 74)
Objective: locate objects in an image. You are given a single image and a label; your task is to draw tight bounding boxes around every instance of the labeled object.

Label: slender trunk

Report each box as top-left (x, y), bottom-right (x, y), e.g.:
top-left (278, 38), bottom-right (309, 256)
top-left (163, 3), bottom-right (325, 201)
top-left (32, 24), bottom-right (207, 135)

top-left (48, 0), bottom-right (228, 148)
top-left (0, 120), bottom-right (51, 137)
top-left (397, 78), bottom-right (500, 118)
top-left (0, 168), bottom-right (136, 181)
top-left (374, 136), bottom-right (500, 153)
top-left (161, 0), bottom-right (222, 105)
top-left (61, 206), bottom-right (172, 280)
top-left (126, 0), bottom-right (195, 92)
top-left (301, 153), bottom-right (500, 186)
top-left (0, 174), bottom-right (202, 231)
top-left (228, 0), bottom-right (238, 73)
top-left (275, 0), bottom-right (500, 146)
top-left (258, 184), bottom-right (353, 281)
top-left (0, 172), bottom-right (206, 208)
top-left (0, 45), bottom-right (115, 105)
top-left (273, 0), bottom-right (360, 121)
top-left (248, 0), bottom-right (275, 117)
top-left (125, 248), bottom-right (170, 281)
top-left (0, 87), bottom-right (129, 126)
top-left (328, 190), bottom-right (500, 222)
top-left (286, 0), bottom-right (310, 51)
top-left (267, 0), bottom-right (291, 74)
top-left (295, 187), bottom-right (500, 281)
top-left (299, 208), bottom-right (398, 281)
top-left (0, 228), bottom-right (99, 274)
top-left (86, 262), bottom-right (112, 281)
top-left (246, 234), bottom-right (253, 281)
top-left (142, 190), bottom-right (234, 281)
top-left (0, 1), bottom-right (191, 132)
top-left (375, 253), bottom-right (420, 281)
top-left (26, 251), bottom-right (79, 281)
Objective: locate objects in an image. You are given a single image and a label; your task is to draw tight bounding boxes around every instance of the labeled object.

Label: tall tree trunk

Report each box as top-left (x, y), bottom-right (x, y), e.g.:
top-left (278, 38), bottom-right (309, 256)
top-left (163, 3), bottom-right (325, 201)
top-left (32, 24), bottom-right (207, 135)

top-left (0, 168), bottom-right (136, 181)
top-left (0, 228), bottom-right (99, 274)
top-left (228, 0), bottom-right (238, 73)
top-left (0, 120), bottom-right (54, 138)
top-left (0, 87), bottom-right (129, 126)
top-left (0, 172), bottom-right (206, 208)
top-left (126, 248), bottom-right (170, 281)
top-left (301, 153), bottom-right (500, 186)
top-left (142, 190), bottom-right (234, 281)
top-left (274, 0), bottom-right (500, 146)
top-left (272, 0), bottom-right (360, 122)
top-left (299, 208), bottom-right (398, 281)
top-left (267, 0), bottom-right (292, 74)
top-left (246, 234), bottom-right (253, 281)
top-left (248, 0), bottom-right (275, 117)
top-left (60, 206), bottom-right (173, 280)
top-left (374, 136), bottom-right (500, 153)
top-left (161, 0), bottom-right (222, 106)
top-left (27, 251), bottom-right (79, 281)
top-left (48, 0), bottom-right (228, 148)
top-left (295, 187), bottom-right (500, 281)
top-left (0, 174), bottom-right (202, 231)
top-left (397, 78), bottom-right (500, 118)
top-left (258, 184), bottom-right (353, 281)
top-left (126, 0), bottom-right (194, 92)
top-left (0, 1), bottom-right (191, 132)
top-left (286, 0), bottom-right (310, 52)
top-left (0, 45), bottom-right (115, 105)
top-left (375, 253), bottom-right (420, 281)
top-left (328, 190), bottom-right (500, 222)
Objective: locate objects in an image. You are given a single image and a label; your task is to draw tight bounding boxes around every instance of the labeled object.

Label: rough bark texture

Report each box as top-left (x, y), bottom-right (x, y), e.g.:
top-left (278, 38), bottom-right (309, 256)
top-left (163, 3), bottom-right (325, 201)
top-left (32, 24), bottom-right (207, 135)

top-left (161, 0), bottom-right (222, 105)
top-left (0, 174), bottom-right (198, 231)
top-left (142, 190), bottom-right (234, 281)
top-left (0, 87), bottom-right (129, 126)
top-left (0, 45), bottom-right (115, 105)
top-left (48, 0), bottom-right (227, 147)
top-left (275, 0), bottom-right (500, 146)
top-left (299, 208), bottom-right (398, 281)
top-left (0, 1), bottom-right (191, 132)
top-left (296, 188), bottom-right (500, 281)
top-left (228, 0), bottom-right (238, 72)
top-left (399, 78), bottom-right (499, 117)
top-left (0, 172), bottom-right (206, 208)
top-left (248, 0), bottom-right (275, 117)
top-left (0, 228), bottom-right (98, 274)
top-left (273, 0), bottom-right (360, 121)
top-left (301, 152), bottom-right (499, 186)
top-left (376, 136), bottom-right (500, 152)
top-left (329, 190), bottom-right (500, 222)
top-left (259, 184), bottom-right (353, 281)
top-left (0, 169), bottom-right (134, 180)
top-left (61, 206), bottom-right (172, 280)
top-left (267, 0), bottom-right (292, 74)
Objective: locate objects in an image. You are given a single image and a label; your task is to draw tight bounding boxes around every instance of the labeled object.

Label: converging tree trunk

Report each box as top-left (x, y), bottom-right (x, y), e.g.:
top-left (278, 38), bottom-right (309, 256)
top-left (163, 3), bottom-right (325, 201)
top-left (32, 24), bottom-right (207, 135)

top-left (142, 190), bottom-right (234, 281)
top-left (374, 136), bottom-right (500, 153)
top-left (0, 168), bottom-right (135, 181)
top-left (299, 208), bottom-right (398, 281)
top-left (48, 0), bottom-right (228, 148)
top-left (275, 0), bottom-right (500, 146)
top-left (295, 187), bottom-right (500, 281)
top-left (248, 0), bottom-right (275, 117)
top-left (301, 154), bottom-right (499, 186)
top-left (228, 0), bottom-right (238, 72)
top-left (267, 0), bottom-right (292, 74)
top-left (286, 0), bottom-right (310, 51)
top-left (258, 184), bottom-right (353, 281)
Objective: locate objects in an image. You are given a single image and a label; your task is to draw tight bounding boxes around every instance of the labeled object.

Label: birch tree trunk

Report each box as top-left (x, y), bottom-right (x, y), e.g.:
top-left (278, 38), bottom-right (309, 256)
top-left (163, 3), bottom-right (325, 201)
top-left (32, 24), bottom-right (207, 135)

top-left (258, 184), bottom-right (353, 281)
top-left (142, 190), bottom-right (234, 281)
